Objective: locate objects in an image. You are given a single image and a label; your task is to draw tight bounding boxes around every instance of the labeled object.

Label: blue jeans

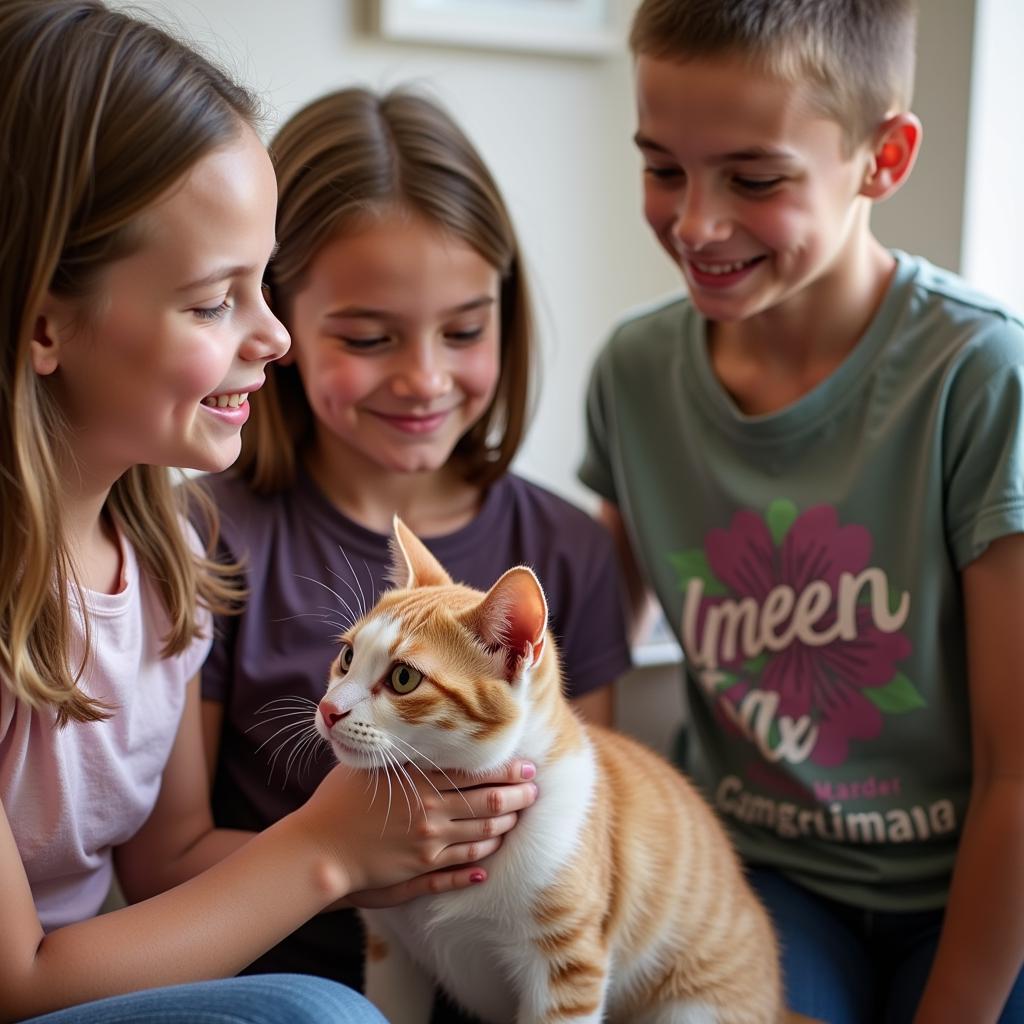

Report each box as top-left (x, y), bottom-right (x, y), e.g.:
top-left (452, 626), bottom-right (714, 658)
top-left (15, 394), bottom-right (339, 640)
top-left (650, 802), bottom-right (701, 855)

top-left (19, 974), bottom-right (387, 1023)
top-left (750, 868), bottom-right (1024, 1023)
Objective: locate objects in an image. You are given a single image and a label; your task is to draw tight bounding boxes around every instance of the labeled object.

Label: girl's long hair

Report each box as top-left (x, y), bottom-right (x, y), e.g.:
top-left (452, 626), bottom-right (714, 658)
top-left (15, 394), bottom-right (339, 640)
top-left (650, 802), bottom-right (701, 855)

top-left (235, 87), bottom-right (536, 494)
top-left (0, 1), bottom-right (254, 723)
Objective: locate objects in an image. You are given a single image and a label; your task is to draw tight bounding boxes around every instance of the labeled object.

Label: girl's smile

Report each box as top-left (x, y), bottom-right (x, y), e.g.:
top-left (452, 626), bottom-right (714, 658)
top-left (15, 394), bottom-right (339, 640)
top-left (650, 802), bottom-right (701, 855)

top-left (35, 124), bottom-right (289, 488)
top-left (287, 208), bottom-right (501, 482)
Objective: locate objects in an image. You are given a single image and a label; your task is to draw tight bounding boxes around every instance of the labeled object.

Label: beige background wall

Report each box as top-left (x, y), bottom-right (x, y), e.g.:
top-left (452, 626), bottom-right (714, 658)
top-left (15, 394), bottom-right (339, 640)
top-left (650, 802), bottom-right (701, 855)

top-left (125, 0), bottom-right (1011, 752)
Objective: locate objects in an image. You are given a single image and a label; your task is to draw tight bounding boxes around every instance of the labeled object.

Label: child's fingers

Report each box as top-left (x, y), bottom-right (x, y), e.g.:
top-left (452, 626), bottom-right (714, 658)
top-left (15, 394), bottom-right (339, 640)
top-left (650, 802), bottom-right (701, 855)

top-left (444, 811), bottom-right (520, 844)
top-left (433, 835), bottom-right (503, 869)
top-left (443, 781), bottom-right (538, 819)
top-left (347, 865), bottom-right (490, 909)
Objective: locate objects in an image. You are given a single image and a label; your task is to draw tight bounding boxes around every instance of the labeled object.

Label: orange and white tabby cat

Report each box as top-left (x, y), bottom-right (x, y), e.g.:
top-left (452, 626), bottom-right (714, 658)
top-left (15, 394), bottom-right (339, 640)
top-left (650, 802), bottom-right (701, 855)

top-left (315, 518), bottom-right (783, 1024)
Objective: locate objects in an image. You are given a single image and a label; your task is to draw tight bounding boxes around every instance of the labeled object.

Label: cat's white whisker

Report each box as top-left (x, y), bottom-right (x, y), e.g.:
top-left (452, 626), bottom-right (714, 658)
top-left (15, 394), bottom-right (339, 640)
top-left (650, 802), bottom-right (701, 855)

top-left (284, 728), bottom-right (322, 783)
top-left (329, 549), bottom-right (367, 618)
top-left (246, 710), bottom-right (316, 733)
top-left (388, 734), bottom-right (474, 816)
top-left (375, 760), bottom-right (396, 840)
top-left (294, 572), bottom-right (360, 625)
top-left (362, 559), bottom-right (376, 608)
top-left (301, 731), bottom-right (331, 777)
top-left (257, 719), bottom-right (314, 760)
top-left (381, 748), bottom-right (415, 832)
top-left (264, 724), bottom-right (316, 785)
top-left (391, 755), bottom-right (426, 826)
top-left (272, 610), bottom-right (354, 636)
top-left (315, 603), bottom-right (351, 624)
top-left (362, 749), bottom-right (384, 804)
top-left (385, 742), bottom-right (444, 805)
top-left (253, 696), bottom-right (318, 715)
top-left (332, 545), bottom-right (369, 618)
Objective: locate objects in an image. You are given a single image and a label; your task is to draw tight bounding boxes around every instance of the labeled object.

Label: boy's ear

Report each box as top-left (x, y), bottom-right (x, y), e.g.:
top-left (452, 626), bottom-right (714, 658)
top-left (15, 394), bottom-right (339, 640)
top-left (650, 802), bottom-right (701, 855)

top-left (860, 113), bottom-right (922, 201)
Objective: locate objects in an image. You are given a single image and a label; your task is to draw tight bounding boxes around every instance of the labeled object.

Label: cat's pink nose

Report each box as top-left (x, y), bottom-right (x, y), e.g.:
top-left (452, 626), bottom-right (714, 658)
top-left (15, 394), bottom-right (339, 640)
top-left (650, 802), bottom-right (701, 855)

top-left (319, 698), bottom-right (348, 728)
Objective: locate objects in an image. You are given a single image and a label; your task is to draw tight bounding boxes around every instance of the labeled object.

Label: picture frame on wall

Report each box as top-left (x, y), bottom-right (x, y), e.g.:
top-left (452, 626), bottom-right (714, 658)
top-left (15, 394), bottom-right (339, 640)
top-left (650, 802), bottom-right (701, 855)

top-left (377, 0), bottom-right (617, 58)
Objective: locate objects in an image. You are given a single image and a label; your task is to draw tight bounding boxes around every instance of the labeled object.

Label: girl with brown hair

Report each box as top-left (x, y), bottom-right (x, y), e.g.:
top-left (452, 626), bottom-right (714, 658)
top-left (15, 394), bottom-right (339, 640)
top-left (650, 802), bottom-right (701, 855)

top-left (0, 5), bottom-right (537, 1021)
top-left (199, 87), bottom-right (632, 1017)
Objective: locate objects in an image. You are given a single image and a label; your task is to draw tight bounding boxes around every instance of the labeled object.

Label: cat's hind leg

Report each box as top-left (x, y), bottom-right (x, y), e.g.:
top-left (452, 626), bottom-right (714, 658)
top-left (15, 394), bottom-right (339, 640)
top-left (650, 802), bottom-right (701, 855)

top-left (514, 934), bottom-right (610, 1024)
top-left (362, 921), bottom-right (434, 1024)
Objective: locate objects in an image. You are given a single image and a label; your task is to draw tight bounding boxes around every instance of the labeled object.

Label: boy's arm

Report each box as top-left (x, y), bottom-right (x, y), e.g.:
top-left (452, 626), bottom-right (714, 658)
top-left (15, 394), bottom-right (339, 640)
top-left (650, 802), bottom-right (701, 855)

top-left (572, 684), bottom-right (614, 726)
top-left (598, 499), bottom-right (661, 644)
top-left (913, 533), bottom-right (1024, 1023)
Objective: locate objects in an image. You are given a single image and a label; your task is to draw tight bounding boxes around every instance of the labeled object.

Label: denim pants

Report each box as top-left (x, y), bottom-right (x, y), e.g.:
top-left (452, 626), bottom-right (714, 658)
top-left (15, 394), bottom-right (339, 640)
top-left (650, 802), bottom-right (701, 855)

top-left (19, 974), bottom-right (387, 1024)
top-left (750, 867), bottom-right (1024, 1023)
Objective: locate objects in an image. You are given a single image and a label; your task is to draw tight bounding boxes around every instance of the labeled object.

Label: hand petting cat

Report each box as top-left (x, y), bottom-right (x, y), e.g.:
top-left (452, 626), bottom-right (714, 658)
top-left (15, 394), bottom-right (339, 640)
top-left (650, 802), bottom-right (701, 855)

top-left (294, 755), bottom-right (539, 905)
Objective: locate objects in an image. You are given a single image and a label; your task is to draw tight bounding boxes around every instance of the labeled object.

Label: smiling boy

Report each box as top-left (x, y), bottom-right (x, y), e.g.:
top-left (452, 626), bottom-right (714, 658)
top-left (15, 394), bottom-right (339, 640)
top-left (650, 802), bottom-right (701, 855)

top-left (581, 2), bottom-right (1024, 1021)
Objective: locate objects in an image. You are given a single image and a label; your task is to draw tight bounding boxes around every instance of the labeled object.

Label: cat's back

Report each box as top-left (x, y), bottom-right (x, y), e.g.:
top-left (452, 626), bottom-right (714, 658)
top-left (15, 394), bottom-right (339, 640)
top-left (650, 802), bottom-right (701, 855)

top-left (563, 721), bottom-right (783, 1023)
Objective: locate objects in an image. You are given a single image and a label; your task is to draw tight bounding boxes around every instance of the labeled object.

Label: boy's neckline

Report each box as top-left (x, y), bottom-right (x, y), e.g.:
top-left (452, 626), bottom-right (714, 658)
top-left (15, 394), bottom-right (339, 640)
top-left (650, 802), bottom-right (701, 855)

top-left (706, 245), bottom-right (898, 417)
top-left (687, 249), bottom-right (914, 436)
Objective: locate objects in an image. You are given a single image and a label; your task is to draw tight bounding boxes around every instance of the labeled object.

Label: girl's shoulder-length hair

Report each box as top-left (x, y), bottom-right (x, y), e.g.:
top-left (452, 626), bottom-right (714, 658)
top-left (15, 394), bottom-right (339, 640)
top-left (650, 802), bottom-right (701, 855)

top-left (0, 0), bottom-right (254, 724)
top-left (235, 86), bottom-right (537, 495)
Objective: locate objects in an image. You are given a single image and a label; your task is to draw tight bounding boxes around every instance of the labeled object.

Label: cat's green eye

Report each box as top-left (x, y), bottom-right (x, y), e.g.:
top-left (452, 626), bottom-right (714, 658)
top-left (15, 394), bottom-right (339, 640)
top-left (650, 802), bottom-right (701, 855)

top-left (337, 643), bottom-right (354, 673)
top-left (389, 664), bottom-right (423, 694)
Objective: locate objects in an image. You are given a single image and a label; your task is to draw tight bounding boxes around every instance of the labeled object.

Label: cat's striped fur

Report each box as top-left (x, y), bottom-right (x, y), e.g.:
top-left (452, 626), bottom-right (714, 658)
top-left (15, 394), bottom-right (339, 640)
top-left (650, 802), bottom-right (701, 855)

top-left (316, 518), bottom-right (784, 1024)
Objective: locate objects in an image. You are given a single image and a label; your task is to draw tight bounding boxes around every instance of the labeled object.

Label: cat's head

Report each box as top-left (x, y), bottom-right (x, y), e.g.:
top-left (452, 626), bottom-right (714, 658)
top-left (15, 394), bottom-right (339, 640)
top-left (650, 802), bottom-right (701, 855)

top-left (315, 516), bottom-right (549, 775)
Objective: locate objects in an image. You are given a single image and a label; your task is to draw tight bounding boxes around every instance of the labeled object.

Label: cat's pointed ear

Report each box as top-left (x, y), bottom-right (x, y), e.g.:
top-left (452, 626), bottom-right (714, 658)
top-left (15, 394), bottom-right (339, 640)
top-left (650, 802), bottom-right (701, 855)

top-left (461, 566), bottom-right (548, 682)
top-left (388, 515), bottom-right (453, 589)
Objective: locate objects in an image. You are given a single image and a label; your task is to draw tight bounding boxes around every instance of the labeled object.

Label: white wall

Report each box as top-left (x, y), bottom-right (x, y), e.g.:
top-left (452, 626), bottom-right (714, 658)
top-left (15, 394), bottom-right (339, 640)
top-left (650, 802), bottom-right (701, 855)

top-left (871, 0), bottom-right (976, 274)
top-left (961, 0), bottom-right (1024, 312)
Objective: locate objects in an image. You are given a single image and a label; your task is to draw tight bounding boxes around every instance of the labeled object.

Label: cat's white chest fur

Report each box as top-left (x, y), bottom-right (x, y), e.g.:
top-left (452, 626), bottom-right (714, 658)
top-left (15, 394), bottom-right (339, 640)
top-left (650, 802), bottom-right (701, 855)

top-left (363, 732), bottom-right (598, 1024)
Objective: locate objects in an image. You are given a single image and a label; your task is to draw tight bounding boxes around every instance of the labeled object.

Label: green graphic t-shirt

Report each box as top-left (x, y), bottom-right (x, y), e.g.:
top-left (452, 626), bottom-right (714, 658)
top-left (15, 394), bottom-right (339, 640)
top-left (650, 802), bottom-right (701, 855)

top-left (580, 251), bottom-right (1024, 911)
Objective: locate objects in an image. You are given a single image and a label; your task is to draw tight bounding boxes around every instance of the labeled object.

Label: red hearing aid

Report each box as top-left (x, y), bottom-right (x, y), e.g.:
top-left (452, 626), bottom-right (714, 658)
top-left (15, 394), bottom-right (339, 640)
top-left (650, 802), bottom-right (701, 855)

top-left (878, 142), bottom-right (902, 168)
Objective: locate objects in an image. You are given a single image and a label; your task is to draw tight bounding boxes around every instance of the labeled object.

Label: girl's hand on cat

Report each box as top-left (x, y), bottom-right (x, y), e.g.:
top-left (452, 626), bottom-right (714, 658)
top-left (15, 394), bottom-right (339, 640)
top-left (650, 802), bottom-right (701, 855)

top-left (301, 758), bottom-right (539, 897)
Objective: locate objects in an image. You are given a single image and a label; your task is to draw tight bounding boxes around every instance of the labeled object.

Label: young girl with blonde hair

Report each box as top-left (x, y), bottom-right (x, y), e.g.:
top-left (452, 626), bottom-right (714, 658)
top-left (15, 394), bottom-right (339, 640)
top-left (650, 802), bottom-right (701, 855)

top-left (0, 5), bottom-right (537, 1021)
top-left (199, 87), bottom-right (631, 1017)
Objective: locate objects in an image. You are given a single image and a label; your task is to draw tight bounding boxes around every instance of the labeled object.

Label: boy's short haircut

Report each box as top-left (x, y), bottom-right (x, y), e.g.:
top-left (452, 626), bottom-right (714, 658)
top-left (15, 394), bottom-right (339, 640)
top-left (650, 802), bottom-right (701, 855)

top-left (630, 0), bottom-right (917, 151)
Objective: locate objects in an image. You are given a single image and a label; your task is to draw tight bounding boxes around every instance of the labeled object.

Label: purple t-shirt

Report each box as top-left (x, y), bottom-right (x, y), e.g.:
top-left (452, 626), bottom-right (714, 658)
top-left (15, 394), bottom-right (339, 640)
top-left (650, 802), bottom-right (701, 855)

top-left (199, 467), bottom-right (631, 832)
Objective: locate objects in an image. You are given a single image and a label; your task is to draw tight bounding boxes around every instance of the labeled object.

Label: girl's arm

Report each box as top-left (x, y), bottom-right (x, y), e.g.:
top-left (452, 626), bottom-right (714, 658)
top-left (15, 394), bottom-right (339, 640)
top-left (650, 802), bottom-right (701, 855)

top-left (0, 677), bottom-right (537, 1021)
top-left (201, 692), bottom-right (225, 789)
top-left (198, 691), bottom-right (506, 910)
top-left (124, 677), bottom-right (535, 897)
top-left (913, 532), bottom-right (1024, 1023)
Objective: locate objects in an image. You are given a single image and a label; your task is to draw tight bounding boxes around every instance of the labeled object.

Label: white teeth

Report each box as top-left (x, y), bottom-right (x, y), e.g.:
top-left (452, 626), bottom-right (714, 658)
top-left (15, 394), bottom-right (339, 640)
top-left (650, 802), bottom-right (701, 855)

top-left (202, 392), bottom-right (246, 408)
top-left (693, 259), bottom-right (751, 275)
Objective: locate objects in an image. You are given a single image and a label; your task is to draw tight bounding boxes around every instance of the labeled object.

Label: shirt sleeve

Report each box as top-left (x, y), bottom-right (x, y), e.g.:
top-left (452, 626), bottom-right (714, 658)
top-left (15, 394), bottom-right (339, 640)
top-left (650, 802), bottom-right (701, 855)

top-left (578, 338), bottom-right (620, 505)
top-left (182, 519), bottom-right (215, 680)
top-left (944, 319), bottom-right (1024, 568)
